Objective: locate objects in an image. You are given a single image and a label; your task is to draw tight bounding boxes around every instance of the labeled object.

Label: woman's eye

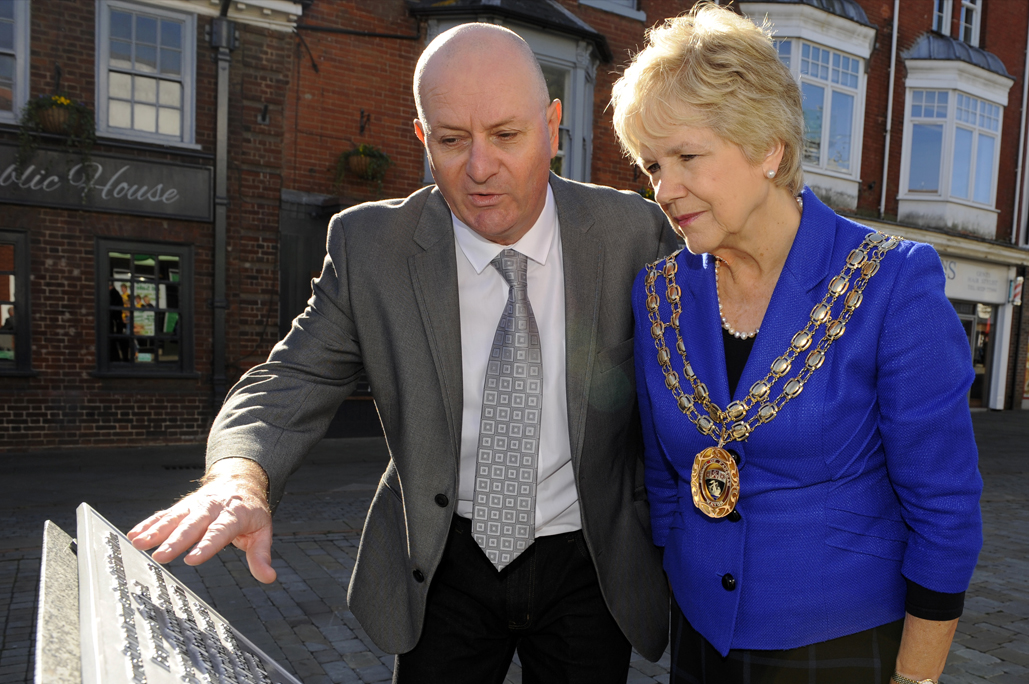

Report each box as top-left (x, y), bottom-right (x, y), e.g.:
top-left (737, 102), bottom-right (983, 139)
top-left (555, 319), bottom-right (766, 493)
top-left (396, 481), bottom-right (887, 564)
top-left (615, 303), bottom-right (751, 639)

top-left (645, 163), bottom-right (660, 175)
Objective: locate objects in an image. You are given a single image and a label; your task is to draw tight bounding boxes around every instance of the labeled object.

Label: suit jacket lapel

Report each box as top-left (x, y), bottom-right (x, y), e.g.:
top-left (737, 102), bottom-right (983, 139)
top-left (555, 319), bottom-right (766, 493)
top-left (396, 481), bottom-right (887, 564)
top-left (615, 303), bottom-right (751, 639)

top-left (552, 176), bottom-right (602, 466)
top-left (409, 188), bottom-right (464, 459)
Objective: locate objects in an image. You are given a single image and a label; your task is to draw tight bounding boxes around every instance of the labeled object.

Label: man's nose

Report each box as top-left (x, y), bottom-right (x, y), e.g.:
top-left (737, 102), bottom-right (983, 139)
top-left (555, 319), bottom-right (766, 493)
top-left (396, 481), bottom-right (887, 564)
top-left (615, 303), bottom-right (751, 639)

top-left (466, 138), bottom-right (499, 183)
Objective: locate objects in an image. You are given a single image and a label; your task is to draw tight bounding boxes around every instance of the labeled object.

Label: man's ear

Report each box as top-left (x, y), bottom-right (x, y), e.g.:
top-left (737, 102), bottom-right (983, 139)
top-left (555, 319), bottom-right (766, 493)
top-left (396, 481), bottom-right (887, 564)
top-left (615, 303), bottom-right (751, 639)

top-left (546, 100), bottom-right (562, 156)
top-left (414, 118), bottom-right (427, 145)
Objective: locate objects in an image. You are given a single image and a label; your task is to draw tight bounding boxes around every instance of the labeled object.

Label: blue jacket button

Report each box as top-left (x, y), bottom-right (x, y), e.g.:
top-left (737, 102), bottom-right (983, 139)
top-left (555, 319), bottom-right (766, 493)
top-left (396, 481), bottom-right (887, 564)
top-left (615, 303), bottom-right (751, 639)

top-left (722, 573), bottom-right (736, 591)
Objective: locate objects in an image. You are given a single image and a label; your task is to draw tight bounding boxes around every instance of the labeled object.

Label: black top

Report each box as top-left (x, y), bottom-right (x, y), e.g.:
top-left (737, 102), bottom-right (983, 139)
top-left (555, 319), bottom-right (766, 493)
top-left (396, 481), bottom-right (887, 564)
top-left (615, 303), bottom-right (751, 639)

top-left (720, 328), bottom-right (964, 620)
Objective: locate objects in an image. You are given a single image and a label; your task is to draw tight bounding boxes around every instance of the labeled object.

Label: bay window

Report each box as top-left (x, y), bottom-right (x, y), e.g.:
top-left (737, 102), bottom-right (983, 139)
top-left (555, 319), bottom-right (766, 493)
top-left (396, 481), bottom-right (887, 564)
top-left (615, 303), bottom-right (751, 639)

top-left (744, 1), bottom-right (874, 210)
top-left (899, 43), bottom-right (1012, 238)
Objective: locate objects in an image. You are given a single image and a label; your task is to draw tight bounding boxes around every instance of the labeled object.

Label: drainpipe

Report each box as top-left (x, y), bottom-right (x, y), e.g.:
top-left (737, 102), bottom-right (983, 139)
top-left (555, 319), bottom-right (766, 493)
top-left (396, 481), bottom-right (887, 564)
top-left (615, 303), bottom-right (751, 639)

top-left (210, 2), bottom-right (236, 407)
top-left (879, 0), bottom-right (900, 219)
top-left (1011, 8), bottom-right (1029, 245)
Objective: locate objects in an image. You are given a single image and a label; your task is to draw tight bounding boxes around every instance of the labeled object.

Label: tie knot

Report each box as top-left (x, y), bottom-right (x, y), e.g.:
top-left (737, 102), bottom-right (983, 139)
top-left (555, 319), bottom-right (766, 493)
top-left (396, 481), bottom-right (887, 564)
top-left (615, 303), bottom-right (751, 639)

top-left (491, 249), bottom-right (528, 289)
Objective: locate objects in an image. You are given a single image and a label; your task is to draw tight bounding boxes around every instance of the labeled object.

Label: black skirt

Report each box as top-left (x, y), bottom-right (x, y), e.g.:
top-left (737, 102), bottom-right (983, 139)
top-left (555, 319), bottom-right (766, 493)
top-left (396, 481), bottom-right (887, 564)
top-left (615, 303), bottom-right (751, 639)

top-left (669, 596), bottom-right (903, 684)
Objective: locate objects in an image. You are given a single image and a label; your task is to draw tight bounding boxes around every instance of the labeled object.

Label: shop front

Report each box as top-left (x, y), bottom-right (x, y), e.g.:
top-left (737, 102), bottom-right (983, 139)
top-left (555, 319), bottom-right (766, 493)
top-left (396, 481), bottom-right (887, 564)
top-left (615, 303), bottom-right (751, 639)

top-left (864, 218), bottom-right (1028, 410)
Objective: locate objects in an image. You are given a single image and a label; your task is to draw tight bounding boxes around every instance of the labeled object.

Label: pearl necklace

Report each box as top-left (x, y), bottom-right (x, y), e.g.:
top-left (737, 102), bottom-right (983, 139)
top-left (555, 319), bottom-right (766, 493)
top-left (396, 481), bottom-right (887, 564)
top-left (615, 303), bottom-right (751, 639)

top-left (714, 259), bottom-right (759, 339)
top-left (714, 194), bottom-right (805, 340)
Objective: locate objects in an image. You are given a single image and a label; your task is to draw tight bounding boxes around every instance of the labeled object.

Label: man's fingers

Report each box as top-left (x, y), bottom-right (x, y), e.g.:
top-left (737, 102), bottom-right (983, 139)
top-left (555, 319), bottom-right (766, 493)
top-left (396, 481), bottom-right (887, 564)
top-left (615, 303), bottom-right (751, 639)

top-left (241, 527), bottom-right (277, 584)
top-left (149, 505), bottom-right (221, 563)
top-left (128, 506), bottom-right (191, 551)
top-left (181, 506), bottom-right (248, 566)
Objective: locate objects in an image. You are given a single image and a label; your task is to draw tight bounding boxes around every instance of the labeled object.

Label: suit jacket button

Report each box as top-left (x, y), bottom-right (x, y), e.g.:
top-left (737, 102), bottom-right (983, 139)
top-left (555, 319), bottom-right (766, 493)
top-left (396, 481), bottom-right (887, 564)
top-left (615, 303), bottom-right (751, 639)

top-left (434, 494), bottom-right (449, 508)
top-left (413, 569), bottom-right (425, 583)
top-left (727, 510), bottom-right (742, 523)
top-left (721, 573), bottom-right (736, 591)
top-left (725, 449), bottom-right (741, 467)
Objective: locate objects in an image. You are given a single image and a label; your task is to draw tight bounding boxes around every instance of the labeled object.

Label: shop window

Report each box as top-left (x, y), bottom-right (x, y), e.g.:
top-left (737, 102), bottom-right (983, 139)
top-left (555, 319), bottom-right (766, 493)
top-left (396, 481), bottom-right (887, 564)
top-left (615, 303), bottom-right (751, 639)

top-left (0, 231), bottom-right (30, 373)
top-left (96, 0), bottom-right (196, 146)
top-left (0, 0), bottom-right (30, 124)
top-left (95, 239), bottom-right (193, 375)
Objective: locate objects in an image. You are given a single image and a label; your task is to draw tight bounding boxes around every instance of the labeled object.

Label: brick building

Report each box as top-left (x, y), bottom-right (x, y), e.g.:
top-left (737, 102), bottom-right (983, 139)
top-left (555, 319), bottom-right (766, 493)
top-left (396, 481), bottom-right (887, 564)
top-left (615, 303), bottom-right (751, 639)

top-left (0, 0), bottom-right (301, 449)
top-left (3, 0), bottom-right (1029, 451)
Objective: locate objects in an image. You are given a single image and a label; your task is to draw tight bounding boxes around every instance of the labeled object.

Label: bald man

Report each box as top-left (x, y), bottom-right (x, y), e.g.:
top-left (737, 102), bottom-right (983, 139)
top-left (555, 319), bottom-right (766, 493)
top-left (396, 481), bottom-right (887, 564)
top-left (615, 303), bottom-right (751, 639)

top-left (130, 24), bottom-right (676, 683)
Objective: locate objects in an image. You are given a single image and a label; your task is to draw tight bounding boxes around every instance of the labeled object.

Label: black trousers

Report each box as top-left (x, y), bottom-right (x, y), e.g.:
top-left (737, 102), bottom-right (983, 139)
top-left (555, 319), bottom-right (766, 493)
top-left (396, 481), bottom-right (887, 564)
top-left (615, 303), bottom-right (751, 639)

top-left (393, 515), bottom-right (632, 684)
top-left (670, 595), bottom-right (904, 684)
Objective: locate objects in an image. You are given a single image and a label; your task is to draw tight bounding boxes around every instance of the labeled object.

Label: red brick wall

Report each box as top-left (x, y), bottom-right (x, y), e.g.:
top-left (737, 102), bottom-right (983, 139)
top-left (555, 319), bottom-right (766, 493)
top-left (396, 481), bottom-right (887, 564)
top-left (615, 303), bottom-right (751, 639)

top-left (283, 2), bottom-right (425, 202)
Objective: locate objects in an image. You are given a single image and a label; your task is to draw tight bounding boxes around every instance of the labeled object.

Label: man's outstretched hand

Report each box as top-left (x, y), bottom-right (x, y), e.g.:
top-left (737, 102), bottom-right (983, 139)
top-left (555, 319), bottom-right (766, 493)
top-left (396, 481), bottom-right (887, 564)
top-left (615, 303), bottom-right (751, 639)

top-left (128, 458), bottom-right (277, 584)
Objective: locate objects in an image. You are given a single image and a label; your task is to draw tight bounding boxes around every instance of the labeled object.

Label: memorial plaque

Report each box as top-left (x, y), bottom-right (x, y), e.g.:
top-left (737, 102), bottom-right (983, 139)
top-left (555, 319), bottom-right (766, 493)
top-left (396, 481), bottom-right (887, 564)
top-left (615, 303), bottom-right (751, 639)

top-left (75, 504), bottom-right (301, 684)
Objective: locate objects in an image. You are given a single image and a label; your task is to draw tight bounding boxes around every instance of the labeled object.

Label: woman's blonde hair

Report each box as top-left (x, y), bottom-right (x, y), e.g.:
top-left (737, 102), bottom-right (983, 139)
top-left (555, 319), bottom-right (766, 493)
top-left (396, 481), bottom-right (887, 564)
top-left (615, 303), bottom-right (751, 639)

top-left (611, 3), bottom-right (804, 195)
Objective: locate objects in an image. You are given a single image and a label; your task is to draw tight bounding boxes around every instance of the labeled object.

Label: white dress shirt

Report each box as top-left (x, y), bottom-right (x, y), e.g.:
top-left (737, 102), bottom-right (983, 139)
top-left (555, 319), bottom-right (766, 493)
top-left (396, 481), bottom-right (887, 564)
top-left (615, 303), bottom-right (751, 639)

top-left (452, 185), bottom-right (581, 537)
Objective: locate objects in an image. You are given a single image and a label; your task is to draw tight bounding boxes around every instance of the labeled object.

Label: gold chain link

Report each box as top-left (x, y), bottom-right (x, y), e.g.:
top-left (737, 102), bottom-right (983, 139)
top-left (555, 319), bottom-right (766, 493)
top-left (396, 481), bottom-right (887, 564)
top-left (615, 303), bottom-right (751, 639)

top-left (644, 231), bottom-right (900, 448)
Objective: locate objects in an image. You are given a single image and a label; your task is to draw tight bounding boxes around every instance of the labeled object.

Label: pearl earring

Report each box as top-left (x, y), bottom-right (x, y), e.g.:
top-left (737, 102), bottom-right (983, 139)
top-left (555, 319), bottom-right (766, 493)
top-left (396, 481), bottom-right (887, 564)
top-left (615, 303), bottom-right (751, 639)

top-left (766, 169), bottom-right (776, 179)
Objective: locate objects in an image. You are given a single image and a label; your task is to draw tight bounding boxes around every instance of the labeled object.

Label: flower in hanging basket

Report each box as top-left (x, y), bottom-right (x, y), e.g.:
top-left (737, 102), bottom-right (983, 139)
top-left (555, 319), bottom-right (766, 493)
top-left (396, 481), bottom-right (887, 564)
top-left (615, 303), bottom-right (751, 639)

top-left (16, 93), bottom-right (97, 172)
top-left (335, 143), bottom-right (392, 194)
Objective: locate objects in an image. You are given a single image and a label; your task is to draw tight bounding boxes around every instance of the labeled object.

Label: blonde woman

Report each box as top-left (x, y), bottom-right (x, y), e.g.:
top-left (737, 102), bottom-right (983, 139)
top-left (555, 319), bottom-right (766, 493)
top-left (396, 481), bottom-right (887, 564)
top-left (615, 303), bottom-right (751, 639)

top-left (611, 5), bottom-right (982, 683)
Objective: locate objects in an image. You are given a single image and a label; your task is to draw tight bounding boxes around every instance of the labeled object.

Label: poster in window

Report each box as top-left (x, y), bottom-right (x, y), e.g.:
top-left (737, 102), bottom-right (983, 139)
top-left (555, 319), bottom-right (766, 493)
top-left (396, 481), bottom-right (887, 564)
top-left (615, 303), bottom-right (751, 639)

top-left (133, 282), bottom-right (156, 337)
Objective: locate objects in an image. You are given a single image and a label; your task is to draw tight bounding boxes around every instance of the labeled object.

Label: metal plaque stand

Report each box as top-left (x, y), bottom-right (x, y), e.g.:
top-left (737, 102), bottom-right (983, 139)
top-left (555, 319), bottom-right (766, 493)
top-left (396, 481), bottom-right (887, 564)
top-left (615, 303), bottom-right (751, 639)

top-left (35, 503), bottom-right (302, 684)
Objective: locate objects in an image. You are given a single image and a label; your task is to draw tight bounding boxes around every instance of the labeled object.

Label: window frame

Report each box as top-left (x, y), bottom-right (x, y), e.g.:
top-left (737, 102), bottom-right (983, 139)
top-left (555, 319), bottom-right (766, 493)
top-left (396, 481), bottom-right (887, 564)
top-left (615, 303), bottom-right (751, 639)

top-left (780, 40), bottom-right (864, 177)
top-left (0, 0), bottom-right (31, 125)
top-left (0, 230), bottom-right (32, 375)
top-left (742, 2), bottom-right (874, 210)
top-left (95, 0), bottom-right (198, 148)
top-left (959, 0), bottom-right (981, 46)
top-left (901, 87), bottom-right (1000, 207)
top-left (94, 237), bottom-right (195, 377)
top-left (577, 0), bottom-right (645, 22)
top-left (933, 0), bottom-right (953, 34)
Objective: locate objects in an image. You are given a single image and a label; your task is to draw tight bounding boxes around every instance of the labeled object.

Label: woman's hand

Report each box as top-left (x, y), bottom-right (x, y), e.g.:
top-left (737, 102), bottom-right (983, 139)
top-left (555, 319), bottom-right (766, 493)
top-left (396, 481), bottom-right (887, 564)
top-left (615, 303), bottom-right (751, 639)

top-left (894, 613), bottom-right (959, 682)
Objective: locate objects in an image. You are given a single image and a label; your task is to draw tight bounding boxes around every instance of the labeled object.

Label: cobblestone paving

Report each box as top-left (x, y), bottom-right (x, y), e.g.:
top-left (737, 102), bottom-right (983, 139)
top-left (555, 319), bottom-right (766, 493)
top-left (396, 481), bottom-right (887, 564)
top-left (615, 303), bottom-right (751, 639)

top-left (0, 412), bottom-right (1024, 683)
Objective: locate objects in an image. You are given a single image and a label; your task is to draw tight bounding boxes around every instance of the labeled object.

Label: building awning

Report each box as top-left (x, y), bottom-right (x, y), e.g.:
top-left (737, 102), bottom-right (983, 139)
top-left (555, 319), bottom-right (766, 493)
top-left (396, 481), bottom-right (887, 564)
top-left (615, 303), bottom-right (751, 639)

top-left (903, 32), bottom-right (1010, 79)
top-left (743, 0), bottom-right (872, 27)
top-left (408, 0), bottom-right (612, 62)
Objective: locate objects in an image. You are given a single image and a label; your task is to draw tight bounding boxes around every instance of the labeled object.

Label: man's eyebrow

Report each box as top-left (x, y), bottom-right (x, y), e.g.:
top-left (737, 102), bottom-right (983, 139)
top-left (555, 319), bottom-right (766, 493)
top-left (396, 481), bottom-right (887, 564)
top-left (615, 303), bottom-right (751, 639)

top-left (431, 117), bottom-right (522, 134)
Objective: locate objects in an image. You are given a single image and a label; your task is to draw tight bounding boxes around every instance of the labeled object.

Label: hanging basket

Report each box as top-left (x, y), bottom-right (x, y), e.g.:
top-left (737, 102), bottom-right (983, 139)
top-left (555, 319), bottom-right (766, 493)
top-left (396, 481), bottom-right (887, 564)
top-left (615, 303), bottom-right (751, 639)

top-left (347, 154), bottom-right (373, 177)
top-left (38, 107), bottom-right (71, 134)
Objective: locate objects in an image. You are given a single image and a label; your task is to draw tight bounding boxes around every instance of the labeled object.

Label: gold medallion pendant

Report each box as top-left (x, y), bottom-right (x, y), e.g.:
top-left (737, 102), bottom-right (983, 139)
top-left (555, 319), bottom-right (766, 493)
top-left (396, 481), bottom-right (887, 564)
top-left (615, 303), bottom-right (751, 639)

top-left (690, 447), bottom-right (740, 518)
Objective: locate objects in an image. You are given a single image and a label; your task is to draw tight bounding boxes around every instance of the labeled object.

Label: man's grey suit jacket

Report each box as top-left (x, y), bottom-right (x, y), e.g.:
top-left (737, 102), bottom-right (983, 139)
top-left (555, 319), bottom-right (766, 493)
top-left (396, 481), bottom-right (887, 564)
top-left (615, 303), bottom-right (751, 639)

top-left (207, 173), bottom-right (678, 661)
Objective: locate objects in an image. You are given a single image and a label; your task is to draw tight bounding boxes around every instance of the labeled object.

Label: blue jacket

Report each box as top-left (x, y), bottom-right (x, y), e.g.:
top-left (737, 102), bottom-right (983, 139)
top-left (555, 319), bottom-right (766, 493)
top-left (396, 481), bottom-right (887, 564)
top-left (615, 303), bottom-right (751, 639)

top-left (632, 188), bottom-right (983, 656)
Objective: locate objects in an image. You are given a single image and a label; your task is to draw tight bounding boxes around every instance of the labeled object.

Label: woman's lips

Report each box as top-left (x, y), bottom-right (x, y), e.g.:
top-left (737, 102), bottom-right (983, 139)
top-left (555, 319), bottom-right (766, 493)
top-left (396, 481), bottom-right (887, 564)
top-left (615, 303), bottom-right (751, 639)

top-left (674, 211), bottom-right (703, 227)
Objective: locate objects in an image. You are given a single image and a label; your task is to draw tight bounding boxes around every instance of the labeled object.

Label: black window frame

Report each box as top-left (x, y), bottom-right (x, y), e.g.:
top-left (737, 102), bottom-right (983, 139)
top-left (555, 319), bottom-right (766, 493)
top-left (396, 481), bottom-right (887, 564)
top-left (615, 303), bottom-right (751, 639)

top-left (94, 237), bottom-right (195, 377)
top-left (0, 230), bottom-right (33, 375)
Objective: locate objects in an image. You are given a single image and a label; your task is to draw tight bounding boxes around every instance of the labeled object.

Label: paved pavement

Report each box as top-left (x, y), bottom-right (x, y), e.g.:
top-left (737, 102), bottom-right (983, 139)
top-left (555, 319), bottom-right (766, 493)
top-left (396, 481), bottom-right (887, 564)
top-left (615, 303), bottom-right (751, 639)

top-left (1, 410), bottom-right (1026, 684)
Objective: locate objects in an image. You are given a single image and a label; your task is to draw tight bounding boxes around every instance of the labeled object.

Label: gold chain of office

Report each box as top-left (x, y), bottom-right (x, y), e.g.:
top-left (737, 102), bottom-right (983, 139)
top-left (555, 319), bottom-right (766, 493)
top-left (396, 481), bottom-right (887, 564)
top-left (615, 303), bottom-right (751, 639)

top-left (643, 230), bottom-right (900, 518)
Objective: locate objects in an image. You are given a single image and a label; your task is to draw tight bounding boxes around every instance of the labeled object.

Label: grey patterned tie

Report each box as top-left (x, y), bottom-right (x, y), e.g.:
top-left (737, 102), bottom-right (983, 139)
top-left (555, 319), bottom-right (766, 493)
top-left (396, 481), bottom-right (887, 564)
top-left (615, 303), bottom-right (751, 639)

top-left (473, 249), bottom-right (542, 571)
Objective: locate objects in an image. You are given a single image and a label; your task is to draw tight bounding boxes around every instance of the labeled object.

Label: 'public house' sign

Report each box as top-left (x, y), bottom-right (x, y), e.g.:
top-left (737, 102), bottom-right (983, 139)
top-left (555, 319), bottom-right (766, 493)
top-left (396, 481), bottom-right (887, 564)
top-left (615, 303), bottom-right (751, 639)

top-left (0, 143), bottom-right (212, 221)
